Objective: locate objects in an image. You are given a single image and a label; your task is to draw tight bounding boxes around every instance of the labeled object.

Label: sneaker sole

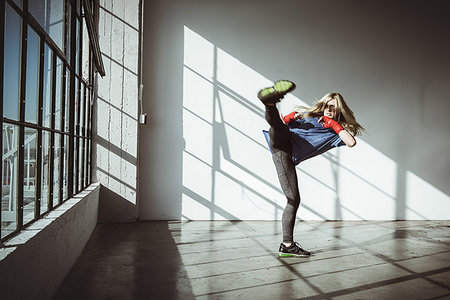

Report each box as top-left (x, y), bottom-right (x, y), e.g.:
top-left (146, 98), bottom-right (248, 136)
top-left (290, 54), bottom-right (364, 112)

top-left (257, 80), bottom-right (296, 105)
top-left (257, 87), bottom-right (281, 104)
top-left (278, 252), bottom-right (310, 258)
top-left (273, 80), bottom-right (296, 94)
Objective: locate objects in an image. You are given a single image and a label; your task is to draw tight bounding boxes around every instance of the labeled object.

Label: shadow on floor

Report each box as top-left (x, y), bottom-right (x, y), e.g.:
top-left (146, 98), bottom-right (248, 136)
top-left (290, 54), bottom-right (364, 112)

top-left (53, 221), bottom-right (195, 300)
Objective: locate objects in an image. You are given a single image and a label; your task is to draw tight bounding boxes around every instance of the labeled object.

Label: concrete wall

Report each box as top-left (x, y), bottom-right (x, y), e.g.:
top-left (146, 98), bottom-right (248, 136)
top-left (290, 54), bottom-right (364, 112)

top-left (0, 183), bottom-right (100, 300)
top-left (139, 0), bottom-right (450, 221)
top-left (92, 0), bottom-right (140, 222)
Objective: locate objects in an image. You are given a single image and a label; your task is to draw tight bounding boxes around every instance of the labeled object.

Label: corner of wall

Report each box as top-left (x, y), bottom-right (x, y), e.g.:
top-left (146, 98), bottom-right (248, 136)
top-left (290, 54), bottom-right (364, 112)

top-left (92, 0), bottom-right (140, 223)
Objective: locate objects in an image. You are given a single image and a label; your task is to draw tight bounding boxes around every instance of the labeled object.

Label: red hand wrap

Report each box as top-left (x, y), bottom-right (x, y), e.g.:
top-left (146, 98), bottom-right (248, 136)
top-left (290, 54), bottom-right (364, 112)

top-left (321, 116), bottom-right (343, 134)
top-left (282, 111), bottom-right (297, 124)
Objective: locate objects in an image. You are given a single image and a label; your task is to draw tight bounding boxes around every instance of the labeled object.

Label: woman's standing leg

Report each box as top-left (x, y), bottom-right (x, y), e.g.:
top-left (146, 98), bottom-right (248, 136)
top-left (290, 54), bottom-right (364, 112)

top-left (265, 105), bottom-right (300, 244)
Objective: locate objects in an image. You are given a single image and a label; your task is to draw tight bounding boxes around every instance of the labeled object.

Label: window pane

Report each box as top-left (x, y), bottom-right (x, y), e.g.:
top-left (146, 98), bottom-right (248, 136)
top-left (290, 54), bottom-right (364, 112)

top-left (75, 77), bottom-right (79, 133)
top-left (2, 124), bottom-right (19, 238)
top-left (75, 18), bottom-right (80, 74)
top-left (28, 1), bottom-right (45, 27)
top-left (3, 4), bottom-right (21, 121)
top-left (49, 0), bottom-right (64, 51)
top-left (85, 87), bottom-right (89, 136)
top-left (29, 0), bottom-right (64, 51)
top-left (53, 133), bottom-right (60, 204)
top-left (76, 0), bottom-right (81, 15)
top-left (55, 58), bottom-right (62, 130)
top-left (73, 135), bottom-right (77, 193)
top-left (25, 26), bottom-right (40, 124)
top-left (43, 44), bottom-right (52, 128)
top-left (87, 139), bottom-right (91, 184)
top-left (87, 93), bottom-right (91, 134)
top-left (63, 135), bottom-right (70, 200)
top-left (82, 15), bottom-right (90, 82)
top-left (75, 137), bottom-right (80, 192)
top-left (65, 71), bottom-right (71, 132)
top-left (11, 0), bottom-right (21, 8)
top-left (80, 137), bottom-right (84, 189)
top-left (66, 1), bottom-right (72, 58)
top-left (80, 84), bottom-right (85, 135)
top-left (41, 130), bottom-right (50, 214)
top-left (23, 128), bottom-right (37, 224)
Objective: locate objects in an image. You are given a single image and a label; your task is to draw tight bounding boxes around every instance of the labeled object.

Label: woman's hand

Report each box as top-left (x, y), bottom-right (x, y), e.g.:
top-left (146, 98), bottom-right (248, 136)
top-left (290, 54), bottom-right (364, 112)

top-left (282, 111), bottom-right (301, 124)
top-left (318, 116), bottom-right (343, 133)
top-left (319, 116), bottom-right (356, 147)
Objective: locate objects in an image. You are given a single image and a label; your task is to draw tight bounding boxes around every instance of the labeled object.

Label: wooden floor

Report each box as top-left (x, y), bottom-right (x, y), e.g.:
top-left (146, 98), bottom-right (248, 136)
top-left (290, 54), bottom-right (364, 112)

top-left (53, 220), bottom-right (450, 299)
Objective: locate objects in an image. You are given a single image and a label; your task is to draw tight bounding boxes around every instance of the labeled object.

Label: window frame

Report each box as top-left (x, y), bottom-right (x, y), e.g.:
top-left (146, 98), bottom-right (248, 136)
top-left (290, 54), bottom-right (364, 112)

top-left (1, 0), bottom-right (103, 242)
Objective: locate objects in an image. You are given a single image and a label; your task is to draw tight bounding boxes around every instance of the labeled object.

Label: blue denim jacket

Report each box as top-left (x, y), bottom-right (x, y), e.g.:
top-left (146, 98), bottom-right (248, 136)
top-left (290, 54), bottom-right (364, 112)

top-left (263, 117), bottom-right (344, 165)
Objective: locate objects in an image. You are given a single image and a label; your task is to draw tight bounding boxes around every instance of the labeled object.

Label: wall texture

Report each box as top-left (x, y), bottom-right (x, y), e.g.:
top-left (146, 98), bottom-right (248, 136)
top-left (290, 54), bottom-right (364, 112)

top-left (140, 0), bottom-right (450, 220)
top-left (93, 0), bottom-right (140, 222)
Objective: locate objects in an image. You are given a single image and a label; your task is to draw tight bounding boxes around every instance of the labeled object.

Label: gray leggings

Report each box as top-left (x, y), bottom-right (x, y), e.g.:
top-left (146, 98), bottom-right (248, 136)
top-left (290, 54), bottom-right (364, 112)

top-left (265, 106), bottom-right (301, 243)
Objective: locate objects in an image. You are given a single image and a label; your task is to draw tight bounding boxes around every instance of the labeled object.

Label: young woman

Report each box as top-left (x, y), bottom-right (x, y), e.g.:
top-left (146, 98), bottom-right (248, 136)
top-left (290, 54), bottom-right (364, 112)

top-left (258, 80), bottom-right (364, 257)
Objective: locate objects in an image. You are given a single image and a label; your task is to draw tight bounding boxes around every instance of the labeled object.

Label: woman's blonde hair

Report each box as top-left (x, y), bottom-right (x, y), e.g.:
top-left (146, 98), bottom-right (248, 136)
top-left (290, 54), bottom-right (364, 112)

top-left (296, 92), bottom-right (365, 136)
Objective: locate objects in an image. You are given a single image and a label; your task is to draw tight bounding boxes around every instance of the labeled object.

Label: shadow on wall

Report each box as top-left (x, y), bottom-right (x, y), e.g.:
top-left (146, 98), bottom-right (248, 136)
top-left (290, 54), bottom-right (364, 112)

top-left (141, 0), bottom-right (450, 221)
top-left (97, 185), bottom-right (137, 223)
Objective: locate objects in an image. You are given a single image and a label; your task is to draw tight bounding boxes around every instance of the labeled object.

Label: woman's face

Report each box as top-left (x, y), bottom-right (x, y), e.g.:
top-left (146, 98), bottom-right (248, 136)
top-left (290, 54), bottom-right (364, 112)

top-left (324, 98), bottom-right (337, 119)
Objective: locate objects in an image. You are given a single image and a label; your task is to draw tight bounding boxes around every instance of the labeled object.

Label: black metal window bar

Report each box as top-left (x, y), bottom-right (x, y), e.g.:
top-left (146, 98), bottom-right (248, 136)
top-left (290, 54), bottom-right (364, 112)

top-left (1, 0), bottom-right (104, 243)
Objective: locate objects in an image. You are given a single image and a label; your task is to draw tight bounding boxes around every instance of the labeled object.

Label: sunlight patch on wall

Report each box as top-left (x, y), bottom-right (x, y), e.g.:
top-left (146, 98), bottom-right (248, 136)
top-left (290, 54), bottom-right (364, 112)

top-left (182, 26), bottom-right (449, 220)
top-left (405, 171), bottom-right (450, 219)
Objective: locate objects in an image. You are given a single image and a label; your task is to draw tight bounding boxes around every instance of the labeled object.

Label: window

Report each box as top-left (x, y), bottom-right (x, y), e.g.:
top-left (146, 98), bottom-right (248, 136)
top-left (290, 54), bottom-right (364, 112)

top-left (1, 0), bottom-right (104, 242)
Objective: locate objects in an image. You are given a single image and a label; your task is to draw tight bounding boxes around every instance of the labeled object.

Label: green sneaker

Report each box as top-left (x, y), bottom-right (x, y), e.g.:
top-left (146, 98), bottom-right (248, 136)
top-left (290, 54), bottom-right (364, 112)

top-left (278, 242), bottom-right (311, 258)
top-left (257, 80), bottom-right (296, 105)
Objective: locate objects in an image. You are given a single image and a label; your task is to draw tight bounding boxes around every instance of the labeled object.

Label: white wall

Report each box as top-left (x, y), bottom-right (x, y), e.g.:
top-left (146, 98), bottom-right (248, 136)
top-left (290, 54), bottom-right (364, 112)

top-left (140, 0), bottom-right (450, 220)
top-left (92, 0), bottom-right (140, 222)
top-left (0, 183), bottom-right (100, 300)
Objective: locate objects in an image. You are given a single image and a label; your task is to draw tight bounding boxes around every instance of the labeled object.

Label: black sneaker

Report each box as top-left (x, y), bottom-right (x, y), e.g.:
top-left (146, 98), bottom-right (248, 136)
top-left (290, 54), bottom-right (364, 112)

top-left (257, 80), bottom-right (296, 105)
top-left (278, 242), bottom-right (311, 258)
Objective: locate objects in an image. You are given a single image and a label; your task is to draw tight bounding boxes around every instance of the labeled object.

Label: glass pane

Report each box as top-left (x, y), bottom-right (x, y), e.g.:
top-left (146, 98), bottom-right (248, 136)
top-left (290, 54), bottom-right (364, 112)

top-left (41, 130), bottom-right (50, 214)
top-left (82, 16), bottom-right (90, 82)
top-left (28, 0), bottom-right (45, 27)
top-left (53, 133), bottom-right (61, 204)
top-left (66, 1), bottom-right (71, 59)
top-left (63, 135), bottom-right (70, 200)
top-left (25, 26), bottom-right (40, 124)
top-left (11, 0), bottom-right (21, 8)
top-left (86, 138), bottom-right (90, 185)
top-left (85, 88), bottom-right (90, 135)
top-left (3, 4), bottom-right (21, 121)
top-left (80, 84), bottom-right (85, 135)
top-left (76, 0), bottom-right (81, 15)
top-left (2, 124), bottom-right (19, 238)
top-left (30, 0), bottom-right (65, 51)
top-left (49, 0), bottom-right (64, 50)
top-left (75, 137), bottom-right (79, 192)
top-left (75, 18), bottom-right (80, 74)
top-left (65, 71), bottom-right (71, 132)
top-left (87, 92), bottom-right (91, 134)
top-left (43, 44), bottom-right (52, 128)
top-left (55, 58), bottom-right (62, 130)
top-left (23, 128), bottom-right (37, 224)
top-left (80, 137), bottom-right (84, 189)
top-left (74, 77), bottom-right (79, 133)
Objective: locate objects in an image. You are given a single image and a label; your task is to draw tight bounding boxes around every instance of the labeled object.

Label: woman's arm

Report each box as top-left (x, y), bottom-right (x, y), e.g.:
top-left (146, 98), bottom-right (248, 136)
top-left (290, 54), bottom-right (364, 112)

top-left (319, 116), bottom-right (356, 147)
top-left (339, 130), bottom-right (356, 147)
top-left (282, 111), bottom-right (301, 124)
